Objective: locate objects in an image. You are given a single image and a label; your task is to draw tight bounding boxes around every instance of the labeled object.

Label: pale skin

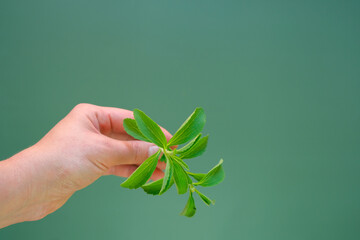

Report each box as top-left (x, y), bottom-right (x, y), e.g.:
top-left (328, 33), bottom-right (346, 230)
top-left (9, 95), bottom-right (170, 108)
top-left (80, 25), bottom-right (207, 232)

top-left (0, 104), bottom-right (171, 229)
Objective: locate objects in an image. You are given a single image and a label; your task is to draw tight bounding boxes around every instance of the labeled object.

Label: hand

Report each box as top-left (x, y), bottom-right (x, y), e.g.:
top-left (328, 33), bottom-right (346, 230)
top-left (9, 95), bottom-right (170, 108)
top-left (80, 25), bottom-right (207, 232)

top-left (0, 104), bottom-right (171, 228)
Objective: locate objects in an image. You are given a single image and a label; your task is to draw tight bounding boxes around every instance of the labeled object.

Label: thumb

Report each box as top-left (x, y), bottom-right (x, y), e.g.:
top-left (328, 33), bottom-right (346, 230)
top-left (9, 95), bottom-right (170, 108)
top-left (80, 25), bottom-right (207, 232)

top-left (100, 137), bottom-right (165, 168)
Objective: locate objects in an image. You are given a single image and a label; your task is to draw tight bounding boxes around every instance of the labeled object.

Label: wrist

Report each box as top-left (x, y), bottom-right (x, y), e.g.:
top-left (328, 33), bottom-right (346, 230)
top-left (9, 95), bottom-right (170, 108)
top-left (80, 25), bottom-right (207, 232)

top-left (0, 147), bottom-right (37, 228)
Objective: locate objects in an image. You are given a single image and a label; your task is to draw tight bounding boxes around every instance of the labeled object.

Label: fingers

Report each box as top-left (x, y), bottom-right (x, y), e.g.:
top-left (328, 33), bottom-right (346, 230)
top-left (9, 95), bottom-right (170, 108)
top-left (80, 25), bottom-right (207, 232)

top-left (150, 167), bottom-right (165, 180)
top-left (104, 165), bottom-right (164, 181)
top-left (84, 104), bottom-right (173, 140)
top-left (101, 137), bottom-right (166, 170)
top-left (93, 106), bottom-right (134, 136)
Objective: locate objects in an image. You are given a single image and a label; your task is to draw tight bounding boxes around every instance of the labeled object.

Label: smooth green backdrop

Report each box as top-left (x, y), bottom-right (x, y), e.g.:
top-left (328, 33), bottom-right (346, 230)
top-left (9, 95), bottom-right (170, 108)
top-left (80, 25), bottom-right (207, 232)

top-left (1, 1), bottom-right (359, 239)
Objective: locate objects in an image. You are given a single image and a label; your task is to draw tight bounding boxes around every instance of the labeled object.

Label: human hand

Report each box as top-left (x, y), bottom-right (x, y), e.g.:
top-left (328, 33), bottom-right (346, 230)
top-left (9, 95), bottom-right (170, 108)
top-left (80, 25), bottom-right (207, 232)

top-left (0, 104), bottom-right (171, 228)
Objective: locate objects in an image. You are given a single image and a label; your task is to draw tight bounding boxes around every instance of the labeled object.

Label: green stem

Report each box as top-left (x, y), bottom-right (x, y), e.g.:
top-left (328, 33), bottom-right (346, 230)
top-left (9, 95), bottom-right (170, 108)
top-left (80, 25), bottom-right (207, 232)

top-left (162, 148), bottom-right (195, 194)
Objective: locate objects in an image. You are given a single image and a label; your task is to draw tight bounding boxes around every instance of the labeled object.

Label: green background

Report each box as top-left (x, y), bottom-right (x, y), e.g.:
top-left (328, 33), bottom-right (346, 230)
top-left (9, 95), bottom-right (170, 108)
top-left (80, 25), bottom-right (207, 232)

top-left (1, 1), bottom-right (359, 239)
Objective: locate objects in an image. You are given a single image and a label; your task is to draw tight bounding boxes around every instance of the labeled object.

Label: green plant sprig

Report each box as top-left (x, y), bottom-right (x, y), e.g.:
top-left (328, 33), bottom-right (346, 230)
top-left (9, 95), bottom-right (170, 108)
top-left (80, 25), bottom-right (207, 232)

top-left (121, 107), bottom-right (225, 217)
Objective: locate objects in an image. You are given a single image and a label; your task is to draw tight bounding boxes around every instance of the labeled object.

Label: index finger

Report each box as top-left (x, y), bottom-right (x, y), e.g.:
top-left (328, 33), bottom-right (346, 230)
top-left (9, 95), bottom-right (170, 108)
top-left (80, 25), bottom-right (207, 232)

top-left (84, 104), bottom-right (173, 141)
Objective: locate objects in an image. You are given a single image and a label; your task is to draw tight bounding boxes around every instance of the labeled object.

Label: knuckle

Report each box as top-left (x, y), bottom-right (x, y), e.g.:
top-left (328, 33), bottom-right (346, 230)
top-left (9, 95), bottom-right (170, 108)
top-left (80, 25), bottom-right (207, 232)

top-left (130, 141), bottom-right (141, 163)
top-left (129, 141), bottom-right (146, 163)
top-left (71, 103), bottom-right (95, 113)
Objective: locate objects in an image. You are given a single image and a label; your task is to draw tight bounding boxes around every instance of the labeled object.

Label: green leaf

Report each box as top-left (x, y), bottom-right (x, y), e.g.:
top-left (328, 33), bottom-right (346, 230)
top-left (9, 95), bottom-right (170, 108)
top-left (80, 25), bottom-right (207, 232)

top-left (141, 178), bottom-right (163, 195)
top-left (123, 118), bottom-right (151, 142)
top-left (195, 189), bottom-right (215, 206)
top-left (178, 135), bottom-right (208, 159)
top-left (171, 155), bottom-right (189, 170)
top-left (180, 191), bottom-right (196, 217)
top-left (133, 109), bottom-right (167, 148)
top-left (168, 108), bottom-right (206, 146)
top-left (142, 178), bottom-right (174, 195)
top-left (193, 159), bottom-right (225, 187)
top-left (187, 172), bottom-right (206, 182)
top-left (176, 134), bottom-right (201, 154)
top-left (159, 155), bottom-right (174, 195)
top-left (121, 151), bottom-right (161, 189)
top-left (173, 162), bottom-right (188, 194)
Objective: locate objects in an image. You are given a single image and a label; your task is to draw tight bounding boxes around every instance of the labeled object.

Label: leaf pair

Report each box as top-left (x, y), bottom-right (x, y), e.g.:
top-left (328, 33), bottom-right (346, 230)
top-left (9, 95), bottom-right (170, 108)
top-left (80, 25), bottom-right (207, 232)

top-left (124, 107), bottom-right (206, 150)
top-left (180, 160), bottom-right (224, 217)
top-left (189, 159), bottom-right (225, 187)
top-left (141, 155), bottom-right (188, 195)
top-left (124, 109), bottom-right (167, 148)
top-left (180, 188), bottom-right (215, 217)
top-left (177, 133), bottom-right (209, 159)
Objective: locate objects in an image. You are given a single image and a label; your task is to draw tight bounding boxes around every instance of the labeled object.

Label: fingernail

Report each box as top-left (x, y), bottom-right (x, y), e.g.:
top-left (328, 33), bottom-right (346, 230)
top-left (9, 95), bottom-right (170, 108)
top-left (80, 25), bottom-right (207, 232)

top-left (148, 146), bottom-right (159, 157)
